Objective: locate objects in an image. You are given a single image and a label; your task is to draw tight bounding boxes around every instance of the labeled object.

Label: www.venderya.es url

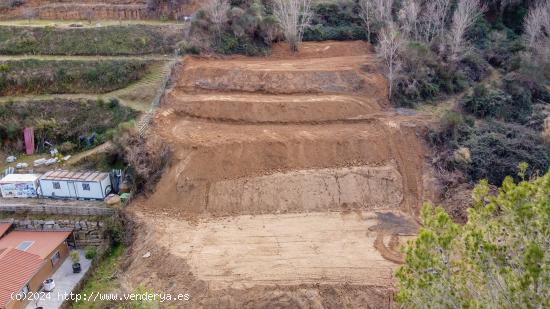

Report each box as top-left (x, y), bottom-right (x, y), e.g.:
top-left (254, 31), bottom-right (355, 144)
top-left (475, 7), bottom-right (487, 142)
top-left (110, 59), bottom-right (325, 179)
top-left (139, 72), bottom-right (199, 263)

top-left (12, 291), bottom-right (191, 303)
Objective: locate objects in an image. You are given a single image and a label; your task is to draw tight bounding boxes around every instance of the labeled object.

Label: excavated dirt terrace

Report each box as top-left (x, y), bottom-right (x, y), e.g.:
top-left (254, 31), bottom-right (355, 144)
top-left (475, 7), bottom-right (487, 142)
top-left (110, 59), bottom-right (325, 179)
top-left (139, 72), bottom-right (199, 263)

top-left (124, 41), bottom-right (434, 308)
top-left (165, 93), bottom-right (384, 123)
top-left (145, 117), bottom-right (426, 216)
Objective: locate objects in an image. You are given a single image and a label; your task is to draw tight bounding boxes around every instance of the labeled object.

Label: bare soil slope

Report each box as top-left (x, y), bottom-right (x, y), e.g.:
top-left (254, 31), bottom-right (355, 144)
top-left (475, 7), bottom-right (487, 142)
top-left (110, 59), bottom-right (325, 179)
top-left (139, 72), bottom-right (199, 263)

top-left (123, 41), bottom-right (434, 308)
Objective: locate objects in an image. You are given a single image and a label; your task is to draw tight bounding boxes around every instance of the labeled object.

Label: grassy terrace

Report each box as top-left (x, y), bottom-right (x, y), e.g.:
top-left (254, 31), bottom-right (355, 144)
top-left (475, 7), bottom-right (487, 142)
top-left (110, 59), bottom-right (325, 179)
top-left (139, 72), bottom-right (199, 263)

top-left (0, 20), bottom-right (180, 109)
top-left (0, 21), bottom-right (179, 168)
top-left (0, 60), bottom-right (171, 111)
top-left (72, 244), bottom-right (125, 309)
top-left (0, 20), bottom-right (180, 27)
top-left (0, 23), bottom-right (186, 55)
top-left (0, 59), bottom-right (154, 96)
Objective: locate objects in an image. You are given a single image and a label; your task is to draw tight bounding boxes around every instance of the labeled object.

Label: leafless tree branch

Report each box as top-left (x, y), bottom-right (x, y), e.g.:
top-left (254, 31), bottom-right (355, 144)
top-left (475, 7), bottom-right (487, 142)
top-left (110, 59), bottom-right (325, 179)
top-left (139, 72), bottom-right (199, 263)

top-left (274, 0), bottom-right (313, 52)
top-left (524, 0), bottom-right (550, 61)
top-left (376, 22), bottom-right (403, 99)
top-left (204, 0), bottom-right (230, 41)
top-left (448, 0), bottom-right (486, 62)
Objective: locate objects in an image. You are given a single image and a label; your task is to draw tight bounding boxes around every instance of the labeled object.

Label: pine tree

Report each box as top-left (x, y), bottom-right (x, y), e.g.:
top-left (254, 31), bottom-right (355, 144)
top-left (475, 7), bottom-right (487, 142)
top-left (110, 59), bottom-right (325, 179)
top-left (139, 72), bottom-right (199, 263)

top-left (396, 165), bottom-right (549, 308)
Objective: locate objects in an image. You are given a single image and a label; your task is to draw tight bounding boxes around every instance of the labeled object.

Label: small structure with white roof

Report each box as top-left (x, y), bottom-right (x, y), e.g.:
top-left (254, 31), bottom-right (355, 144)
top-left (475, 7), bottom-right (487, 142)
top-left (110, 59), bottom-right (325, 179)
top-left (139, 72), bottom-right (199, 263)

top-left (0, 174), bottom-right (41, 198)
top-left (39, 170), bottom-right (112, 200)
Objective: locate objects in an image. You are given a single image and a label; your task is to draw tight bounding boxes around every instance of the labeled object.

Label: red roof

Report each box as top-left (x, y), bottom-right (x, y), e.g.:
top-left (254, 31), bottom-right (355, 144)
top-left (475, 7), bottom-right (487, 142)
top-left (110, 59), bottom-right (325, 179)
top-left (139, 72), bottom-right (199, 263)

top-left (0, 231), bottom-right (71, 259)
top-left (0, 223), bottom-right (11, 238)
top-left (0, 248), bottom-right (45, 308)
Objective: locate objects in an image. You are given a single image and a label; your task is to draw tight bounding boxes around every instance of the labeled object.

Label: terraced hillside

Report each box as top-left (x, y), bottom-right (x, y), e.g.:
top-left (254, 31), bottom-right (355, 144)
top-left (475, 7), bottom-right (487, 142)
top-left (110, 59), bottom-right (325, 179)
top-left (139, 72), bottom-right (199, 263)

top-left (0, 0), bottom-right (200, 20)
top-left (123, 41), bottom-right (436, 307)
top-left (0, 20), bottom-right (183, 169)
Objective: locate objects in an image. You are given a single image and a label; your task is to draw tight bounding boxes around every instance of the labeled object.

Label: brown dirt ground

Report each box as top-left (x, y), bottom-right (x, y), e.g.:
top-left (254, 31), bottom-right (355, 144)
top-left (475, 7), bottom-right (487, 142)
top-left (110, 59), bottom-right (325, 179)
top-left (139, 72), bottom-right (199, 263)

top-left (164, 92), bottom-right (385, 123)
top-left (122, 41), bottom-right (436, 308)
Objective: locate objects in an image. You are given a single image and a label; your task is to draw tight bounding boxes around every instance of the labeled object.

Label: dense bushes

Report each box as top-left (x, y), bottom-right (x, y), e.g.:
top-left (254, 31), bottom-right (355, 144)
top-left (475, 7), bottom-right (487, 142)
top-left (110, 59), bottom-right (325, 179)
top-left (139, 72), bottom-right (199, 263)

top-left (190, 0), bottom-right (276, 56)
top-left (303, 1), bottom-right (366, 41)
top-left (216, 33), bottom-right (270, 55)
top-left (113, 126), bottom-right (171, 192)
top-left (0, 25), bottom-right (186, 55)
top-left (459, 123), bottom-right (548, 184)
top-left (0, 59), bottom-right (151, 96)
top-left (405, 1), bottom-right (550, 189)
top-left (429, 114), bottom-right (549, 185)
top-left (460, 85), bottom-right (518, 120)
top-left (0, 98), bottom-right (137, 153)
top-left (392, 43), bottom-right (479, 107)
top-left (461, 64), bottom-right (549, 124)
top-left (190, 0), bottom-right (368, 55)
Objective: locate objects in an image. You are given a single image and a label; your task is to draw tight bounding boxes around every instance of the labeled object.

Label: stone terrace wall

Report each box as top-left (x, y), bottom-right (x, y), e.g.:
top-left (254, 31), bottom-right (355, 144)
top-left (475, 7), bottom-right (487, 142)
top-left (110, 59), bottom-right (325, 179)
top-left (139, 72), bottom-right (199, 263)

top-left (0, 204), bottom-right (113, 216)
top-left (37, 4), bottom-right (149, 20)
top-left (0, 0), bottom-right (199, 20)
top-left (0, 218), bottom-right (107, 247)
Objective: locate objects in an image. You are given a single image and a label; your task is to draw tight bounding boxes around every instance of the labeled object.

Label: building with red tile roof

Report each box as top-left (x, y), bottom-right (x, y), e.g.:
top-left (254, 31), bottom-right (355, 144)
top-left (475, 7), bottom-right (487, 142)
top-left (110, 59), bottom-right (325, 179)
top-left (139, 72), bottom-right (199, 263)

top-left (0, 230), bottom-right (72, 309)
top-left (0, 248), bottom-right (46, 309)
top-left (0, 231), bottom-right (71, 259)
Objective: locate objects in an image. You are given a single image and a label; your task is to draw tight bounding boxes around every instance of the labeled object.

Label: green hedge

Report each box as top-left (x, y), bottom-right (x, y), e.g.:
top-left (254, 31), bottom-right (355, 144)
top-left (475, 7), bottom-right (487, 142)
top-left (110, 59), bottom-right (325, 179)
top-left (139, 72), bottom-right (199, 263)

top-left (215, 33), bottom-right (270, 56)
top-left (303, 25), bottom-right (367, 41)
top-left (0, 59), bottom-right (151, 96)
top-left (303, 1), bottom-right (367, 41)
top-left (0, 25), bottom-right (186, 55)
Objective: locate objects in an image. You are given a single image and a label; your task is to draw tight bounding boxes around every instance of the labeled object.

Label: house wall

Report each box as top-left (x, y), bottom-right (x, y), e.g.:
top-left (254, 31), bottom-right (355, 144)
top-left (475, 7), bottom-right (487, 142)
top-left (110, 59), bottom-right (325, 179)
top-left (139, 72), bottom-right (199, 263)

top-left (101, 176), bottom-right (112, 197)
top-left (4, 242), bottom-right (69, 309)
top-left (40, 178), bottom-right (110, 200)
top-left (0, 181), bottom-right (39, 198)
top-left (5, 297), bottom-right (23, 309)
top-left (29, 241), bottom-right (69, 291)
top-left (39, 179), bottom-right (74, 198)
top-left (74, 181), bottom-right (104, 200)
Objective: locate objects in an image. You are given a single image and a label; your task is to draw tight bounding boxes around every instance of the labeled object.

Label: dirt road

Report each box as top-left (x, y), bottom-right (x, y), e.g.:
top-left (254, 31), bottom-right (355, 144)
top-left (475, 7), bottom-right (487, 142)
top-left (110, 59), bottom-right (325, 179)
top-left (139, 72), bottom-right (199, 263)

top-left (123, 41), bottom-right (434, 308)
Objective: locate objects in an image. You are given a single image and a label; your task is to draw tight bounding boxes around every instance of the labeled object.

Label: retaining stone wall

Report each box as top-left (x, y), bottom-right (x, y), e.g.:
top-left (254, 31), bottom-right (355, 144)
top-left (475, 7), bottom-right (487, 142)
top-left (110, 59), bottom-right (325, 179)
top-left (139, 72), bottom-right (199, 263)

top-left (0, 218), bottom-right (107, 247)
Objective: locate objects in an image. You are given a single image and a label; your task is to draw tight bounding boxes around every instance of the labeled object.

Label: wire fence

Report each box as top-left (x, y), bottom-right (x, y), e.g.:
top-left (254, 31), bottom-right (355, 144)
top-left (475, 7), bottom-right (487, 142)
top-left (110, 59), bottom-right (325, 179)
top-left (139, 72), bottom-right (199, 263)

top-left (137, 50), bottom-right (180, 137)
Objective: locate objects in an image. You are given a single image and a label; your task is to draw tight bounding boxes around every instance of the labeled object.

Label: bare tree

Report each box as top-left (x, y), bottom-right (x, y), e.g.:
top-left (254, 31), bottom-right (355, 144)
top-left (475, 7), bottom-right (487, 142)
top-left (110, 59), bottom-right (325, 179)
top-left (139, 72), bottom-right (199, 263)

top-left (273, 0), bottom-right (313, 52)
top-left (376, 23), bottom-right (403, 99)
top-left (524, 0), bottom-right (550, 60)
top-left (358, 0), bottom-right (393, 42)
top-left (204, 0), bottom-right (230, 42)
top-left (358, 0), bottom-right (373, 41)
top-left (448, 0), bottom-right (485, 61)
top-left (420, 0), bottom-right (451, 43)
top-left (398, 0), bottom-right (420, 40)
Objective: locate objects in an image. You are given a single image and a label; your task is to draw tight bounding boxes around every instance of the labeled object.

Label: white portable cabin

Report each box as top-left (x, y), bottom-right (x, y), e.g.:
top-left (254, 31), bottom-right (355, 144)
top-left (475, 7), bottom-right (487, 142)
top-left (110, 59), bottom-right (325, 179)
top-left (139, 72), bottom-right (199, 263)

top-left (39, 170), bottom-right (112, 200)
top-left (0, 174), bottom-right (41, 198)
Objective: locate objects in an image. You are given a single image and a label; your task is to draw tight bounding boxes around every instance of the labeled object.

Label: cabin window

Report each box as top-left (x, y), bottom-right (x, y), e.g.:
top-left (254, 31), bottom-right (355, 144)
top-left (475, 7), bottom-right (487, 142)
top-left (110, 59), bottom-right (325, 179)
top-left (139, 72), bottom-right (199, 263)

top-left (16, 241), bottom-right (34, 251)
top-left (51, 251), bottom-right (60, 266)
top-left (82, 183), bottom-right (91, 191)
top-left (53, 182), bottom-right (61, 189)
